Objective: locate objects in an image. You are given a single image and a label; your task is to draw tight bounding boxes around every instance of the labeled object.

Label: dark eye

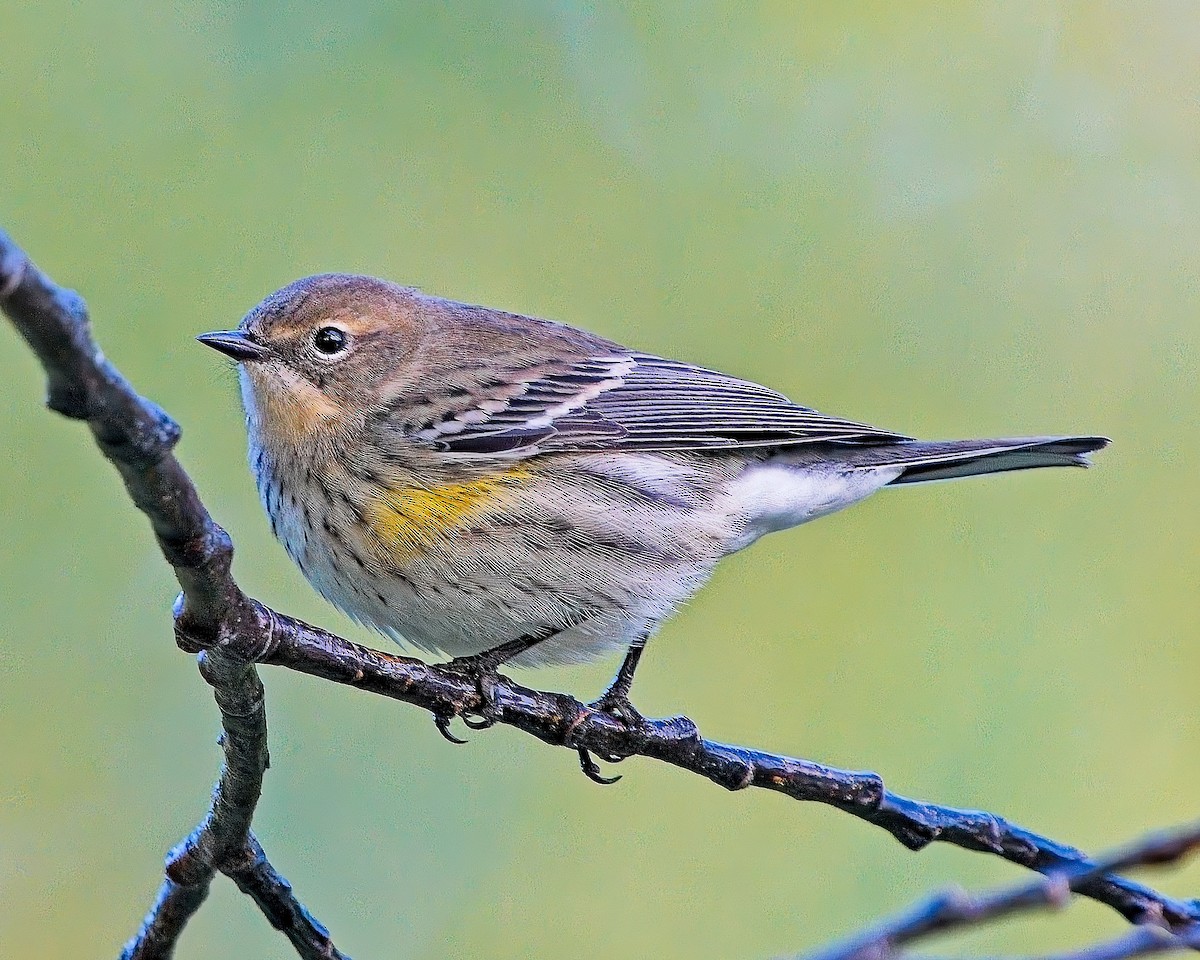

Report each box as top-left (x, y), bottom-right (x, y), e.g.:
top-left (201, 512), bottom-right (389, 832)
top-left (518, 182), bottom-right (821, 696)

top-left (313, 326), bottom-right (348, 355)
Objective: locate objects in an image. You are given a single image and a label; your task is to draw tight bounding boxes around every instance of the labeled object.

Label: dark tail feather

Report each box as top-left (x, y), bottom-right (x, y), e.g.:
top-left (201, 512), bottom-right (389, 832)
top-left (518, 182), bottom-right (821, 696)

top-left (855, 436), bottom-right (1111, 485)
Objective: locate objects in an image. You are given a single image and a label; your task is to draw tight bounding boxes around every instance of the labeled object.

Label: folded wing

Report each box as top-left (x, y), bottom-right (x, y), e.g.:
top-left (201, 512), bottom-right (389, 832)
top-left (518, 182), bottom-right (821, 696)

top-left (401, 352), bottom-right (907, 456)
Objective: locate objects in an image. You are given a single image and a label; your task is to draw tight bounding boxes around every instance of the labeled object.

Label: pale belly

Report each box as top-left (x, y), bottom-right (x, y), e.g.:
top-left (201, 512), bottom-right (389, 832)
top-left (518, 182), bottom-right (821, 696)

top-left (256, 448), bottom-right (741, 666)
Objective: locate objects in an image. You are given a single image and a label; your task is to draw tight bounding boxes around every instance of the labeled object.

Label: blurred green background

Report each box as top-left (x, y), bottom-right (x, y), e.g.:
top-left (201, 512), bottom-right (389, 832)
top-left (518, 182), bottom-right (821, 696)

top-left (3, 3), bottom-right (1198, 957)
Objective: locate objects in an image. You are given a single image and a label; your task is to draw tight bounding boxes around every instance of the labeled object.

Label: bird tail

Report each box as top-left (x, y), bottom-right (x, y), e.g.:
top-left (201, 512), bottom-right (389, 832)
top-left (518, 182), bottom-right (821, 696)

top-left (843, 436), bottom-right (1111, 485)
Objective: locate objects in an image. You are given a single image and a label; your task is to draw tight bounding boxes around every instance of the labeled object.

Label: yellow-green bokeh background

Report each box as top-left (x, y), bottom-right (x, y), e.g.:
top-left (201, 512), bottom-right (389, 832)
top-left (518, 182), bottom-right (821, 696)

top-left (3, 3), bottom-right (1198, 957)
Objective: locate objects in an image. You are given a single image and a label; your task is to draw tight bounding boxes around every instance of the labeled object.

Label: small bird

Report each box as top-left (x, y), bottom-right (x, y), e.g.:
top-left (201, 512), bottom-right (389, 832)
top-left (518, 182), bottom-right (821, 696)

top-left (200, 274), bottom-right (1107, 760)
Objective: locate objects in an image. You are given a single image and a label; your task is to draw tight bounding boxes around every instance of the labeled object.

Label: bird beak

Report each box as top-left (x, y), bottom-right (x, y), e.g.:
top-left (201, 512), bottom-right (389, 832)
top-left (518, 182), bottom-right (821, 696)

top-left (196, 330), bottom-right (272, 362)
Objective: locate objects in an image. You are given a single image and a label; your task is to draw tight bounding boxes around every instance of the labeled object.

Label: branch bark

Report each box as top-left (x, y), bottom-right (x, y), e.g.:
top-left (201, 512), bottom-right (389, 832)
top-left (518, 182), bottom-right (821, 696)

top-left (1, 228), bottom-right (1196, 956)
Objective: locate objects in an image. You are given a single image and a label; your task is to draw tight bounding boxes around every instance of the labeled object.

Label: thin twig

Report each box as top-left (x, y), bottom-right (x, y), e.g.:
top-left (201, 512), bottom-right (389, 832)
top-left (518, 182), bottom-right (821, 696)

top-left (802, 823), bottom-right (1200, 960)
top-left (1034, 924), bottom-right (1200, 960)
top-left (2, 228), bottom-right (1197, 954)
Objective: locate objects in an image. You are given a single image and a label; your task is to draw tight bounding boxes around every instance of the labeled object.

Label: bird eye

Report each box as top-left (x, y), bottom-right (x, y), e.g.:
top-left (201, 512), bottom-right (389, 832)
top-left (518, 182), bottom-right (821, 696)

top-left (313, 326), bottom-right (348, 356)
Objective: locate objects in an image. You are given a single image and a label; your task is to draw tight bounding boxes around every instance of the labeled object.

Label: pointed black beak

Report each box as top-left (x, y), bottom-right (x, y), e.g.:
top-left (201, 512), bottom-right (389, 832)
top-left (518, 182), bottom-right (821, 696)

top-left (196, 330), bottom-right (272, 362)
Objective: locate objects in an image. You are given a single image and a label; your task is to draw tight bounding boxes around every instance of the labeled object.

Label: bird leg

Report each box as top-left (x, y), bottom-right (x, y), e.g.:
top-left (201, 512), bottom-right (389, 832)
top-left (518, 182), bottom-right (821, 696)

top-left (588, 640), bottom-right (646, 725)
top-left (576, 638), bottom-right (649, 785)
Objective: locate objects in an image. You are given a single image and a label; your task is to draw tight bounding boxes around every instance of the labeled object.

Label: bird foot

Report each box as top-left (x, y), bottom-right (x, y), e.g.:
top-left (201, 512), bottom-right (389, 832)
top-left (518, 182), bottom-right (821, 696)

top-left (430, 653), bottom-right (508, 743)
top-left (574, 687), bottom-right (647, 785)
top-left (577, 748), bottom-right (622, 785)
top-left (433, 711), bottom-right (469, 745)
top-left (587, 688), bottom-right (645, 728)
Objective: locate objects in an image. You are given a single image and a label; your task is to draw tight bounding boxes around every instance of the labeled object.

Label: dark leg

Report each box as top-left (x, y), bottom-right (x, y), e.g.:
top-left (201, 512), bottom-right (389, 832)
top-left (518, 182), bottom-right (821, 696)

top-left (432, 631), bottom-right (555, 742)
top-left (441, 633), bottom-right (550, 678)
top-left (588, 638), bottom-right (647, 724)
top-left (576, 636), bottom-right (651, 785)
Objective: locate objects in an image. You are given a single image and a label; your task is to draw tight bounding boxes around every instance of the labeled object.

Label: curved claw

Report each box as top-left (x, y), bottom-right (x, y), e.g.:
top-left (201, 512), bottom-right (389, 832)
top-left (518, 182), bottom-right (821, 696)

top-left (578, 748), bottom-right (622, 785)
top-left (433, 712), bottom-right (469, 745)
top-left (438, 657), bottom-right (505, 729)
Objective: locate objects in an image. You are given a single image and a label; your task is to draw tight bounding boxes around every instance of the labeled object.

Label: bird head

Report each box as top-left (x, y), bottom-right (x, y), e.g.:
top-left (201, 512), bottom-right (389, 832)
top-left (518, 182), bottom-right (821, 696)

top-left (199, 274), bottom-right (425, 446)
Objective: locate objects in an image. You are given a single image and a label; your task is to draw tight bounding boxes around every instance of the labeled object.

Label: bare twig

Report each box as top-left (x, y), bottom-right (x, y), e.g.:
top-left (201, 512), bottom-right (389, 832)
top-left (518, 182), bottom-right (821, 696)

top-left (2, 228), bottom-right (1197, 955)
top-left (1042, 924), bottom-right (1200, 960)
top-left (802, 823), bottom-right (1200, 960)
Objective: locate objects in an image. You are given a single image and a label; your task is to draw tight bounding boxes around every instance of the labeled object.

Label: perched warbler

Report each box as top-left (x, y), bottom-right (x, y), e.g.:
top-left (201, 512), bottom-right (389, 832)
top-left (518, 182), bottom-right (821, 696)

top-left (200, 274), bottom-right (1107, 739)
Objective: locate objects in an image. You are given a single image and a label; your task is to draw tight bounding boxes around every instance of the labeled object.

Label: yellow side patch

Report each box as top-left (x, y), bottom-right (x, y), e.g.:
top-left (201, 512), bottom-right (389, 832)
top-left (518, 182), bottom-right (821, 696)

top-left (365, 468), bottom-right (530, 561)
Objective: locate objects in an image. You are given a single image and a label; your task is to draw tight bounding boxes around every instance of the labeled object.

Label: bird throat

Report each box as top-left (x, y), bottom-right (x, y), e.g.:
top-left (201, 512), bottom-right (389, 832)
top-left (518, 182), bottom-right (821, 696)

top-left (243, 365), bottom-right (341, 447)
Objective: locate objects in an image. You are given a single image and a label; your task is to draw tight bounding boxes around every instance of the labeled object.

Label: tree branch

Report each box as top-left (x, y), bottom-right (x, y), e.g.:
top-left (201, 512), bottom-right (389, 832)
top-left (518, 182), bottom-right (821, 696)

top-left (2, 227), bottom-right (1196, 955)
top-left (0, 231), bottom-right (345, 959)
